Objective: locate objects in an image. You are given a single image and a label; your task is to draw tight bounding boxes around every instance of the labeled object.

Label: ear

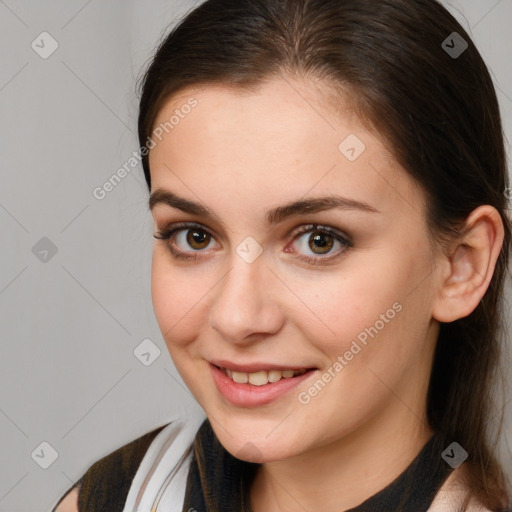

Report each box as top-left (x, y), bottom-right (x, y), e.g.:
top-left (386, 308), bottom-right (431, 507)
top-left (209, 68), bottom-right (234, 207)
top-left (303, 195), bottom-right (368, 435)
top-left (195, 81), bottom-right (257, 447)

top-left (432, 205), bottom-right (505, 323)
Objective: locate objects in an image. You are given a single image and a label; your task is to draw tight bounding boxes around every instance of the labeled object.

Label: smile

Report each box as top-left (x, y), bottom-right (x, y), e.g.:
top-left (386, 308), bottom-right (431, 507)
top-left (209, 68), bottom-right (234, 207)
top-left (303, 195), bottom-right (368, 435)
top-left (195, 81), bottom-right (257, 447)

top-left (218, 366), bottom-right (308, 386)
top-left (209, 363), bottom-right (317, 407)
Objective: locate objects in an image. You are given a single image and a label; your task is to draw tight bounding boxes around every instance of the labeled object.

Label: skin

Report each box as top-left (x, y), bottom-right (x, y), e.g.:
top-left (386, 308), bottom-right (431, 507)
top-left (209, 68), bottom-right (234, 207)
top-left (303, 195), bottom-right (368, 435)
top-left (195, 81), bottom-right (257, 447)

top-left (147, 75), bottom-right (504, 512)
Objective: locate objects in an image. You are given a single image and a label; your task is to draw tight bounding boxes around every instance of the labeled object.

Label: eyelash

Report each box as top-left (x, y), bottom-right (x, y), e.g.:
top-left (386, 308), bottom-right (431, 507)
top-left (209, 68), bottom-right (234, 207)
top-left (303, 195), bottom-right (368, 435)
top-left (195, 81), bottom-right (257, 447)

top-left (153, 221), bottom-right (353, 265)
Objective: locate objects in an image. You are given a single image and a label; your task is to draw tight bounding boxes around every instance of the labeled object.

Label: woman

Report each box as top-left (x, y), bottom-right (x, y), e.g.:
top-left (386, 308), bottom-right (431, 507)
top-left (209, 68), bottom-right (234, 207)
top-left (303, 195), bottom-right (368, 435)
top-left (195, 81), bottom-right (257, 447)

top-left (52, 0), bottom-right (512, 510)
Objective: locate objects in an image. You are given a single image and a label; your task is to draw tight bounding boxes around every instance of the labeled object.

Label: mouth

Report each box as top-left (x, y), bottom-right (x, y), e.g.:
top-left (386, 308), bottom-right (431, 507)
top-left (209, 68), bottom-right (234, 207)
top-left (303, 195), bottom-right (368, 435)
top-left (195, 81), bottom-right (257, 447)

top-left (209, 362), bottom-right (318, 407)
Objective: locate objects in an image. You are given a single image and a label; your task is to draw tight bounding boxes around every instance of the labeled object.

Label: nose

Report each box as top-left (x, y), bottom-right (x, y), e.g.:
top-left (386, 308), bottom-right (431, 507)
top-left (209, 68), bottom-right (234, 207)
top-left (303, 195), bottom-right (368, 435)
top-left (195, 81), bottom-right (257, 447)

top-left (208, 251), bottom-right (284, 345)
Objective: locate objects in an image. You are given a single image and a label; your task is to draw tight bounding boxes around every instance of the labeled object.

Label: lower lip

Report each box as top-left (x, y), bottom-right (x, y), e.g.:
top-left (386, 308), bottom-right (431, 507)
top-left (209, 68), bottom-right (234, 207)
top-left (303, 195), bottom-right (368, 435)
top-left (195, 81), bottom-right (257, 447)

top-left (209, 363), bottom-right (317, 407)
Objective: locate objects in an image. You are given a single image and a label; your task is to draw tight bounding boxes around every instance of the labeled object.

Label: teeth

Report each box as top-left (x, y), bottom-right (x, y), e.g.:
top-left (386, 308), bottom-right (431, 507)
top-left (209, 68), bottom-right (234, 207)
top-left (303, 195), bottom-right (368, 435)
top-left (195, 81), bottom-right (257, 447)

top-left (248, 371), bottom-right (268, 386)
top-left (268, 370), bottom-right (282, 383)
top-left (221, 367), bottom-right (308, 386)
top-left (232, 371), bottom-right (248, 384)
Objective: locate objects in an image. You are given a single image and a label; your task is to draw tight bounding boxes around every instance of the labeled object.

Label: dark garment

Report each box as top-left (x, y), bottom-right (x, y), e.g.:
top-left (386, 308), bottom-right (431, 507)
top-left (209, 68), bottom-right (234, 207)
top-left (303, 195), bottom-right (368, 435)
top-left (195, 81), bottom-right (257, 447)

top-left (51, 424), bottom-right (168, 512)
top-left (53, 418), bottom-right (497, 512)
top-left (182, 419), bottom-right (455, 512)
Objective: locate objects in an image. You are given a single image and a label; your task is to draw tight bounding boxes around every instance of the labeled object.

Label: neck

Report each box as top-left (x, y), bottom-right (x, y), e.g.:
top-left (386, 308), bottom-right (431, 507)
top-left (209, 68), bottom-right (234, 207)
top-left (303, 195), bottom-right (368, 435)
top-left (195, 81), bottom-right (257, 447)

top-left (249, 402), bottom-right (434, 512)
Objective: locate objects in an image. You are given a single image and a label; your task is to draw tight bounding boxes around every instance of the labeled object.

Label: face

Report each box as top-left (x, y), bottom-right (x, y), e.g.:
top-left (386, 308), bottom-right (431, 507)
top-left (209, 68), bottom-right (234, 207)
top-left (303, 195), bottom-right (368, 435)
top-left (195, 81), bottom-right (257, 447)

top-left (148, 76), bottom-right (442, 463)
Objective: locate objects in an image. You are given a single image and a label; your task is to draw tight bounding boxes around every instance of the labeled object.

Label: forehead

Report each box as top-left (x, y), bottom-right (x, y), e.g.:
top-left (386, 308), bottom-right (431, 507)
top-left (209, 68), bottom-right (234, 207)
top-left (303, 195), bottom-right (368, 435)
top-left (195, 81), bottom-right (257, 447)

top-left (148, 77), bottom-right (425, 221)
top-left (151, 77), bottom-right (367, 148)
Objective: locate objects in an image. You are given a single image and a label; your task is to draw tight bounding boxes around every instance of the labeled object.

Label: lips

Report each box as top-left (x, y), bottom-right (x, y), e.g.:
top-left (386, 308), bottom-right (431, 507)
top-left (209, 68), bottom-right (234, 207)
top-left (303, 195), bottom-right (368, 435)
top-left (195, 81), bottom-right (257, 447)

top-left (209, 363), bottom-right (317, 407)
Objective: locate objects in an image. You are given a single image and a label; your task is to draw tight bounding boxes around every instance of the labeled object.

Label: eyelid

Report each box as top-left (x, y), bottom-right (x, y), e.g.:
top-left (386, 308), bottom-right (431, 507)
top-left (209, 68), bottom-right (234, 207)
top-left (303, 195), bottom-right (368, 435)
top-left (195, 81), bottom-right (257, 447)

top-left (153, 221), bottom-right (216, 242)
top-left (289, 223), bottom-right (351, 243)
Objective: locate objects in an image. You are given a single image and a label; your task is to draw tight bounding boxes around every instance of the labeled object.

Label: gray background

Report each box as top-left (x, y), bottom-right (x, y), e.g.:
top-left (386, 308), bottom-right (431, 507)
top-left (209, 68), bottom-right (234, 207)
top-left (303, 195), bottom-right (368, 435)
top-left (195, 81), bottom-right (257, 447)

top-left (0, 1), bottom-right (511, 511)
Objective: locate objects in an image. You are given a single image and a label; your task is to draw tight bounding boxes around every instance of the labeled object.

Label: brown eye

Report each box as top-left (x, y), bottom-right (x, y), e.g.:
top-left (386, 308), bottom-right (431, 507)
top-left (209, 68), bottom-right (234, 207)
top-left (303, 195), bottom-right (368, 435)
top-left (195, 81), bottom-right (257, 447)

top-left (186, 228), bottom-right (211, 250)
top-left (289, 224), bottom-right (352, 264)
top-left (308, 230), bottom-right (334, 255)
top-left (153, 222), bottom-right (219, 260)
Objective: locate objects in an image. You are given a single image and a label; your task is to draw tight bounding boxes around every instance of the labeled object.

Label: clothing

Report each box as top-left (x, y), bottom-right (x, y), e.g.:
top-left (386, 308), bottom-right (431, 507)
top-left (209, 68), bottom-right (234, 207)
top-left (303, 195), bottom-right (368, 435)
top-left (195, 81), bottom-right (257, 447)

top-left (51, 414), bottom-right (496, 512)
top-left (181, 420), bottom-right (454, 512)
top-left (51, 412), bottom-right (205, 512)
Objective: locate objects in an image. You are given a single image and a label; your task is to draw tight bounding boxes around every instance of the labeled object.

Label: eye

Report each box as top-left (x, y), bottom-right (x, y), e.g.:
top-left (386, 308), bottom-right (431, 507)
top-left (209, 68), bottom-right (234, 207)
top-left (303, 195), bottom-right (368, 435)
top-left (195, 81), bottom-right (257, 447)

top-left (288, 224), bottom-right (353, 264)
top-left (153, 222), bottom-right (219, 260)
top-left (154, 221), bottom-right (353, 264)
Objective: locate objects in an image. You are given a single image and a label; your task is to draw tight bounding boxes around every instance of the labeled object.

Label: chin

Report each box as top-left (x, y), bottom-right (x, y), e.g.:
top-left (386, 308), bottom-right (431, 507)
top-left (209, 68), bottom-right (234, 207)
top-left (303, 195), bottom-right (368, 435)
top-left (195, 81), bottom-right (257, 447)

top-left (207, 420), bottom-right (303, 464)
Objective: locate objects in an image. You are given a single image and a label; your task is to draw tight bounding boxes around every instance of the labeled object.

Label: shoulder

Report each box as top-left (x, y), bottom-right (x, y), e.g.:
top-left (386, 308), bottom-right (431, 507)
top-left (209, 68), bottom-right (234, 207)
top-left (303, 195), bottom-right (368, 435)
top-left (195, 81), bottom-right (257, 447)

top-left (52, 485), bottom-right (79, 512)
top-left (427, 466), bottom-right (494, 512)
top-left (51, 423), bottom-right (169, 512)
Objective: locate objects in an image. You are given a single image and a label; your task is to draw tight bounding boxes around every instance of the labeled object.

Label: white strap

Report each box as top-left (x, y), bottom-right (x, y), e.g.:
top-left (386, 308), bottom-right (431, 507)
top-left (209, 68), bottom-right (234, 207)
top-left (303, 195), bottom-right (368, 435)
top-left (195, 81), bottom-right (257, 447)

top-left (122, 411), bottom-right (206, 512)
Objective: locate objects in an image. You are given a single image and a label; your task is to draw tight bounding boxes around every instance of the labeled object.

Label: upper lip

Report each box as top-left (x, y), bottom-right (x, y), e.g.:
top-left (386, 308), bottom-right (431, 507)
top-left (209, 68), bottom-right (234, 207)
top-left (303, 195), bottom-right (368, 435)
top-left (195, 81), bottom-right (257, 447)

top-left (209, 359), bottom-right (316, 373)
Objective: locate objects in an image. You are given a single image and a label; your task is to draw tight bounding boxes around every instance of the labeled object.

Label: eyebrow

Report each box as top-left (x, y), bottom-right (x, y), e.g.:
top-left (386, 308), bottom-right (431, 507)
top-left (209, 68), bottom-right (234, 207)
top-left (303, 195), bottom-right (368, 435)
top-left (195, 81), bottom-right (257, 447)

top-left (148, 188), bottom-right (380, 225)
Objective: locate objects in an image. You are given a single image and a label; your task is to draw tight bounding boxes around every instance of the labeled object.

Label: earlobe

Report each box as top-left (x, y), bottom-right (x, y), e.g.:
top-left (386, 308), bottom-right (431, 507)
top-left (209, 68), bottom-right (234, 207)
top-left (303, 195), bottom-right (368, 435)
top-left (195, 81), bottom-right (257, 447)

top-left (432, 205), bottom-right (504, 323)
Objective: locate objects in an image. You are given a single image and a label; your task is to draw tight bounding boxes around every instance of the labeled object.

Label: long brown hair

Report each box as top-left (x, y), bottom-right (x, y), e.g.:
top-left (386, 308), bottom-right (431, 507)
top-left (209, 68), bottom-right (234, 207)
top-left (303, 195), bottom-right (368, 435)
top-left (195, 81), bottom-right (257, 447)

top-left (136, 0), bottom-right (512, 509)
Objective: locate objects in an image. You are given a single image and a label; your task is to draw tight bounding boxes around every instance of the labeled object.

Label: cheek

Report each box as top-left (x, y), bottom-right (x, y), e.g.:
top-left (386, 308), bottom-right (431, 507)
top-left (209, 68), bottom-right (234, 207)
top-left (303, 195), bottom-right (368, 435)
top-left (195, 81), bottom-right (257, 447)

top-left (290, 262), bottom-right (434, 420)
top-left (292, 267), bottom-right (402, 350)
top-left (151, 248), bottom-right (208, 348)
top-left (293, 250), bottom-right (433, 367)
